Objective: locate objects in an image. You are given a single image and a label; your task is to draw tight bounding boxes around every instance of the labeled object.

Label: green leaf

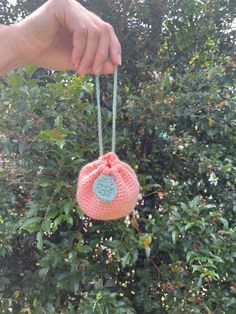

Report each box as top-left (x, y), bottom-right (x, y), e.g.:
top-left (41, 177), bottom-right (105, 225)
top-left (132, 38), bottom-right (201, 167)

top-left (190, 196), bottom-right (200, 210)
top-left (24, 64), bottom-right (38, 78)
top-left (36, 232), bottom-right (43, 250)
top-left (106, 240), bottom-right (121, 249)
top-left (41, 218), bottom-right (51, 233)
top-left (212, 256), bottom-right (224, 263)
top-left (64, 215), bottom-right (73, 225)
top-left (63, 201), bottom-right (74, 215)
top-left (0, 277), bottom-right (10, 291)
top-left (121, 253), bottom-right (130, 269)
top-left (185, 222), bottom-right (194, 231)
top-left (6, 72), bottom-right (25, 88)
top-left (172, 229), bottom-right (179, 244)
top-left (80, 245), bottom-right (93, 254)
top-left (39, 267), bottom-right (49, 278)
top-left (219, 217), bottom-right (228, 229)
top-left (55, 139), bottom-right (66, 149)
top-left (52, 216), bottom-right (63, 232)
top-left (192, 265), bottom-right (201, 273)
top-left (233, 204), bottom-right (236, 213)
top-left (37, 176), bottom-right (51, 187)
top-left (69, 277), bottom-right (80, 294)
top-left (21, 217), bottom-right (42, 231)
top-left (231, 252), bottom-right (236, 258)
top-left (54, 115), bottom-right (63, 129)
top-left (186, 251), bottom-right (196, 263)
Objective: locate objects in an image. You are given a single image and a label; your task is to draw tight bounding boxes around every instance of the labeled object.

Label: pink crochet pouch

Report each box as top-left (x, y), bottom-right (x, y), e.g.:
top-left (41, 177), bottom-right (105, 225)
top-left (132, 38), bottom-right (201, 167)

top-left (76, 152), bottom-right (139, 220)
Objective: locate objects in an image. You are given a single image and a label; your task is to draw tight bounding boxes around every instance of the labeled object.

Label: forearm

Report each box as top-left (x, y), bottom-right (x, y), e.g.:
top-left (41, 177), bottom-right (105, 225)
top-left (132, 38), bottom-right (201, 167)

top-left (0, 24), bottom-right (24, 76)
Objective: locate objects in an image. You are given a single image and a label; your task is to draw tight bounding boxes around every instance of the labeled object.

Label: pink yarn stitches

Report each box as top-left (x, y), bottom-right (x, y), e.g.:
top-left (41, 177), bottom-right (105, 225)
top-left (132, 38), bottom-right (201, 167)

top-left (76, 152), bottom-right (140, 220)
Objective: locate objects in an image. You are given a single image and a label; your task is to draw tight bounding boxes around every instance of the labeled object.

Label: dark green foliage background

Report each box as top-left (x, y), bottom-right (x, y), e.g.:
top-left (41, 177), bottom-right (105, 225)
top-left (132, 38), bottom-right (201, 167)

top-left (0, 0), bottom-right (236, 313)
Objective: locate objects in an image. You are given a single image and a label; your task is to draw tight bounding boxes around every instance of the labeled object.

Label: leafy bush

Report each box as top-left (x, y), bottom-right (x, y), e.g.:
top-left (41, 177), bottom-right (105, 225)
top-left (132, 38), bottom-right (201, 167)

top-left (0, 0), bottom-right (236, 313)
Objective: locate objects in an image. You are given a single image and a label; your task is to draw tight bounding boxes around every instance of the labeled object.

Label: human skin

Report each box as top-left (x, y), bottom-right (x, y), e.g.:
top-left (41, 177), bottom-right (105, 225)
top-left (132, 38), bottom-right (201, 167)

top-left (0, 0), bottom-right (121, 76)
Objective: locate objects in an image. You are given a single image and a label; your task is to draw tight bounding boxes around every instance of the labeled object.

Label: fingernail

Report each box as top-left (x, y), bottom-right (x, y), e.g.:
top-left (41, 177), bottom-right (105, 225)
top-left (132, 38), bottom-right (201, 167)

top-left (118, 54), bottom-right (122, 65)
top-left (95, 64), bottom-right (102, 74)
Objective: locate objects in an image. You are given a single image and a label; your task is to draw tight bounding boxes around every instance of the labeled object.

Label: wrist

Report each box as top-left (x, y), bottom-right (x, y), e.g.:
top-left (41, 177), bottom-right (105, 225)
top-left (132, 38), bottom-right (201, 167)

top-left (0, 24), bottom-right (26, 76)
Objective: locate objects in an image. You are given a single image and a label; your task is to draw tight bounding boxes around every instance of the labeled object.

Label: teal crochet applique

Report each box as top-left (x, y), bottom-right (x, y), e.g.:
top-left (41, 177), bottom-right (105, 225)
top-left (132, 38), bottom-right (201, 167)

top-left (93, 174), bottom-right (118, 203)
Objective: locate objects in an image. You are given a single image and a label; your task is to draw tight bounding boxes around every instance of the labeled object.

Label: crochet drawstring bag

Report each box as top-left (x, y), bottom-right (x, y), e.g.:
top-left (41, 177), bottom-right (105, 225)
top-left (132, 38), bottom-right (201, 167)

top-left (76, 68), bottom-right (140, 220)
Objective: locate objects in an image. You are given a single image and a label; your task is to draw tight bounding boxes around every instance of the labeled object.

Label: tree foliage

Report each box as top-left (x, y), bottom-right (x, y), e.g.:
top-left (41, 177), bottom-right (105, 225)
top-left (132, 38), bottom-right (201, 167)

top-left (0, 0), bottom-right (236, 313)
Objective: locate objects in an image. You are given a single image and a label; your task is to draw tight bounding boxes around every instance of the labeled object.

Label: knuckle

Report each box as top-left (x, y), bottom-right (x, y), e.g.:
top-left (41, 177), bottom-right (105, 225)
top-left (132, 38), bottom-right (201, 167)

top-left (100, 22), bottom-right (110, 33)
top-left (79, 24), bottom-right (88, 35)
top-left (106, 22), bottom-right (114, 33)
top-left (90, 25), bottom-right (100, 38)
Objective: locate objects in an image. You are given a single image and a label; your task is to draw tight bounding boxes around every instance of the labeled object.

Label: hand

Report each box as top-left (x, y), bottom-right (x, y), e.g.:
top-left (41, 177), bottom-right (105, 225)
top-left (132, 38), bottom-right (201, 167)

top-left (14, 0), bottom-right (121, 75)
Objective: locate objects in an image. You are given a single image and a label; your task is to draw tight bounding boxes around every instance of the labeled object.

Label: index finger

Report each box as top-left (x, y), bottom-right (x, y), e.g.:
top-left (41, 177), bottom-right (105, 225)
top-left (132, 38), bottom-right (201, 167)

top-left (107, 24), bottom-right (122, 66)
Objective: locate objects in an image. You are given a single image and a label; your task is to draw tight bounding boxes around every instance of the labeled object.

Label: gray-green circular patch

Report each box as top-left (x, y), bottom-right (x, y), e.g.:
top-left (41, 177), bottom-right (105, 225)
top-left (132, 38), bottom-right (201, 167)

top-left (93, 174), bottom-right (118, 203)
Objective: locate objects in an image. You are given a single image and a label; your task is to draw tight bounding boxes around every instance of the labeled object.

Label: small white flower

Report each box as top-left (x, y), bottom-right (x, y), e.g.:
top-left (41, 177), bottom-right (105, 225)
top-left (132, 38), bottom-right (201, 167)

top-left (208, 172), bottom-right (219, 186)
top-left (124, 215), bottom-right (131, 227)
top-left (170, 179), bottom-right (179, 186)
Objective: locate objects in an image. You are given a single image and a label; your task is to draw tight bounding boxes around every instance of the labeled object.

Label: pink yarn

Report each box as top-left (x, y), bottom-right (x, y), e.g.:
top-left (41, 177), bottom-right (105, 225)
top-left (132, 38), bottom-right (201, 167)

top-left (76, 152), bottom-right (140, 220)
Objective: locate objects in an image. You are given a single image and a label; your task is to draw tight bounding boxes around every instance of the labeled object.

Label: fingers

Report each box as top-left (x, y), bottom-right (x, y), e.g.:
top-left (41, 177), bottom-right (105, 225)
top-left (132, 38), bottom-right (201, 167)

top-left (75, 22), bottom-right (121, 76)
top-left (77, 25), bottom-right (100, 76)
top-left (92, 25), bottom-right (109, 74)
top-left (71, 27), bottom-right (87, 69)
top-left (91, 23), bottom-right (122, 75)
top-left (108, 24), bottom-right (122, 66)
top-left (57, 0), bottom-right (122, 75)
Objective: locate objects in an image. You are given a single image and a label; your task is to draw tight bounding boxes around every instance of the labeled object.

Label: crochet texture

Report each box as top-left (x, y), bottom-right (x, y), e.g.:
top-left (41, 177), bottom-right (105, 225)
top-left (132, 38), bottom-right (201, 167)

top-left (76, 152), bottom-right (140, 220)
